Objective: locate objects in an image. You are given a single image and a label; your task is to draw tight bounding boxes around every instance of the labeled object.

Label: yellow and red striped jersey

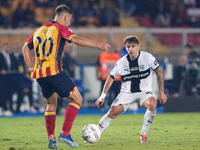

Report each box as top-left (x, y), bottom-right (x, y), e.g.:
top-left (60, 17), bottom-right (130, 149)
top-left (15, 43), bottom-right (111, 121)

top-left (25, 21), bottom-right (76, 79)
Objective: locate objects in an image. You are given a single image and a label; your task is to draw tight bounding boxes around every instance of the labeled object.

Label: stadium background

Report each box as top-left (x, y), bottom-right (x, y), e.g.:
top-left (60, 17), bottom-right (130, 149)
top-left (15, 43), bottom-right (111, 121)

top-left (0, 0), bottom-right (200, 117)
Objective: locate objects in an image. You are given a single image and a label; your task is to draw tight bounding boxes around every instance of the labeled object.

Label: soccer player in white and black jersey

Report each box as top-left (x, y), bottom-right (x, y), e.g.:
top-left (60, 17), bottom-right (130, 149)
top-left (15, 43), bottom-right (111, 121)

top-left (95, 35), bottom-right (167, 143)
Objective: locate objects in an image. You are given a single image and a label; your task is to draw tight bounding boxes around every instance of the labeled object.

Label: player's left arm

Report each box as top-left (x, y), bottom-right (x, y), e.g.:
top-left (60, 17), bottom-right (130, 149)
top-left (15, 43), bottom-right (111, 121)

top-left (22, 44), bottom-right (34, 73)
top-left (154, 66), bottom-right (167, 104)
top-left (71, 36), bottom-right (111, 51)
top-left (62, 27), bottom-right (110, 51)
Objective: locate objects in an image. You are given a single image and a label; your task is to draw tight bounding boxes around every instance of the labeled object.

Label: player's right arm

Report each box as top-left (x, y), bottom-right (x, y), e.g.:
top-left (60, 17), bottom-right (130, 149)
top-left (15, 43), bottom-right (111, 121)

top-left (95, 75), bottom-right (114, 108)
top-left (95, 60), bottom-right (120, 108)
top-left (71, 36), bottom-right (111, 51)
top-left (22, 44), bottom-right (34, 73)
top-left (22, 34), bottom-right (34, 73)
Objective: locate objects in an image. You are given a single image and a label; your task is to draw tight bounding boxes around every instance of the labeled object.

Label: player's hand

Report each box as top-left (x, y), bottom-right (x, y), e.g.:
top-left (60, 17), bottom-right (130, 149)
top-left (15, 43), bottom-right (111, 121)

top-left (28, 68), bottom-right (34, 73)
top-left (159, 91), bottom-right (167, 105)
top-left (95, 98), bottom-right (105, 109)
top-left (95, 93), bottom-right (106, 109)
top-left (97, 43), bottom-right (111, 51)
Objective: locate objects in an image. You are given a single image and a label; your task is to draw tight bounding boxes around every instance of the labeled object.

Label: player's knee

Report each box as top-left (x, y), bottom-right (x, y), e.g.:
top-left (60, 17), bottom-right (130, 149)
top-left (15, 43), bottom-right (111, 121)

top-left (46, 99), bottom-right (53, 105)
top-left (76, 95), bottom-right (83, 105)
top-left (108, 109), bottom-right (119, 119)
top-left (46, 100), bottom-right (57, 110)
top-left (108, 110), bottom-right (116, 119)
top-left (148, 100), bottom-right (157, 111)
top-left (68, 94), bottom-right (83, 105)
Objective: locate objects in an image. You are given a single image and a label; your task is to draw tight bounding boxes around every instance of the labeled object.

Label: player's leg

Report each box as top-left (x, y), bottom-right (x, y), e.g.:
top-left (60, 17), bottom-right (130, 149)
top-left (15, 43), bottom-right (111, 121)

top-left (58, 87), bottom-right (82, 148)
top-left (60, 87), bottom-right (82, 136)
top-left (45, 93), bottom-right (58, 149)
top-left (98, 92), bottom-right (133, 133)
top-left (37, 78), bottom-right (58, 149)
top-left (98, 104), bottom-right (124, 133)
top-left (140, 96), bottom-right (157, 143)
top-left (48, 71), bottom-right (81, 147)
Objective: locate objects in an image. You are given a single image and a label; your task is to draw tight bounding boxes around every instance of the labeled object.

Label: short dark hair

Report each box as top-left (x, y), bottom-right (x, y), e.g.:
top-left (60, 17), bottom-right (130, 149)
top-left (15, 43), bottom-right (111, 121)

top-left (185, 43), bottom-right (193, 49)
top-left (55, 4), bottom-right (73, 16)
top-left (124, 36), bottom-right (139, 45)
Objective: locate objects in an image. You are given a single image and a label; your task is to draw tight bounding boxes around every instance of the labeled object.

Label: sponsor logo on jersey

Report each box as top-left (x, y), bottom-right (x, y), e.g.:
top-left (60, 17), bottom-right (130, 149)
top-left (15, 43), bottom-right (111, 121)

top-left (139, 65), bottom-right (144, 70)
top-left (121, 68), bottom-right (150, 82)
top-left (124, 72), bottom-right (149, 80)
top-left (124, 68), bottom-right (129, 71)
top-left (130, 67), bottom-right (138, 71)
top-left (146, 91), bottom-right (153, 94)
top-left (154, 59), bottom-right (158, 66)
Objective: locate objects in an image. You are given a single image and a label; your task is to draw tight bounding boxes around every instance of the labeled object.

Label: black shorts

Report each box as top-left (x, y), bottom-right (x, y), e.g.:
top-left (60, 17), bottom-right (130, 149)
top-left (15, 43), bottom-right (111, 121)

top-left (37, 71), bottom-right (76, 99)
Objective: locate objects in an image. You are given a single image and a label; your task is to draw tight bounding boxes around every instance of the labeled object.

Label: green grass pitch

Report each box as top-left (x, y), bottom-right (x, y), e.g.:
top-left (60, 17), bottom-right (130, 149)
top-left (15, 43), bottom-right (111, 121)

top-left (0, 112), bottom-right (200, 150)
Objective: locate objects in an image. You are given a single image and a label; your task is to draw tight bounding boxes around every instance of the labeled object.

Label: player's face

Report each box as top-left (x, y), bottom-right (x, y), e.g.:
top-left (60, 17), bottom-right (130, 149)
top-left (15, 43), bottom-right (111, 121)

top-left (125, 42), bottom-right (140, 59)
top-left (64, 14), bottom-right (72, 27)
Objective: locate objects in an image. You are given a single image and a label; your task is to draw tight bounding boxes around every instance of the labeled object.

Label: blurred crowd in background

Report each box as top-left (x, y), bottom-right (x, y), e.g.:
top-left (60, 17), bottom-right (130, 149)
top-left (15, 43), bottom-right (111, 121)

top-left (1, 0), bottom-right (200, 116)
top-left (1, 0), bottom-right (200, 28)
top-left (164, 43), bottom-right (200, 98)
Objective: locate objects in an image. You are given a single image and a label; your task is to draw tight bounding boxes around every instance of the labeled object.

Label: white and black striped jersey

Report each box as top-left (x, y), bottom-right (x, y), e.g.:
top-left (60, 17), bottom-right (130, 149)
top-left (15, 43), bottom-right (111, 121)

top-left (110, 51), bottom-right (159, 93)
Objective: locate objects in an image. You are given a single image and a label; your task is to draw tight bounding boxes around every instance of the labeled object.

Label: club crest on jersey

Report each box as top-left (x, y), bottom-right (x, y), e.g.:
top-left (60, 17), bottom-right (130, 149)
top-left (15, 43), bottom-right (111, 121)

top-left (114, 98), bottom-right (118, 103)
top-left (139, 65), bottom-right (144, 70)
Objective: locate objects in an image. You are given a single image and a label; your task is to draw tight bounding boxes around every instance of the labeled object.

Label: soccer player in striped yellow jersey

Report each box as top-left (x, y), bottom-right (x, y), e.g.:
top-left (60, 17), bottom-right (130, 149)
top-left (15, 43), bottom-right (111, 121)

top-left (22, 4), bottom-right (110, 149)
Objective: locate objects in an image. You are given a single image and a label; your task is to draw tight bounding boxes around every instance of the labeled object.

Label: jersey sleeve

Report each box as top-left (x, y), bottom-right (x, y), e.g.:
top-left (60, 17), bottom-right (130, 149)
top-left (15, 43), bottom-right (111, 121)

top-left (61, 26), bottom-right (76, 42)
top-left (148, 53), bottom-right (159, 70)
top-left (25, 34), bottom-right (34, 50)
top-left (110, 61), bottom-right (120, 79)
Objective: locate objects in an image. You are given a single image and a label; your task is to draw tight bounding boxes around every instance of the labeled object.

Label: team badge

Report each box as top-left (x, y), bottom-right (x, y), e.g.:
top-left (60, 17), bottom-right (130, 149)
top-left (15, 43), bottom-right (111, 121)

top-left (139, 65), bottom-right (144, 70)
top-left (114, 98), bottom-right (118, 103)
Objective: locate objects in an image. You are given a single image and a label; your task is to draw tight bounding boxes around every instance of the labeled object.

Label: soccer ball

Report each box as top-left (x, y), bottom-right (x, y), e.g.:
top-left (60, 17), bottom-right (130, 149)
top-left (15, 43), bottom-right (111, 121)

top-left (82, 124), bottom-right (101, 143)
